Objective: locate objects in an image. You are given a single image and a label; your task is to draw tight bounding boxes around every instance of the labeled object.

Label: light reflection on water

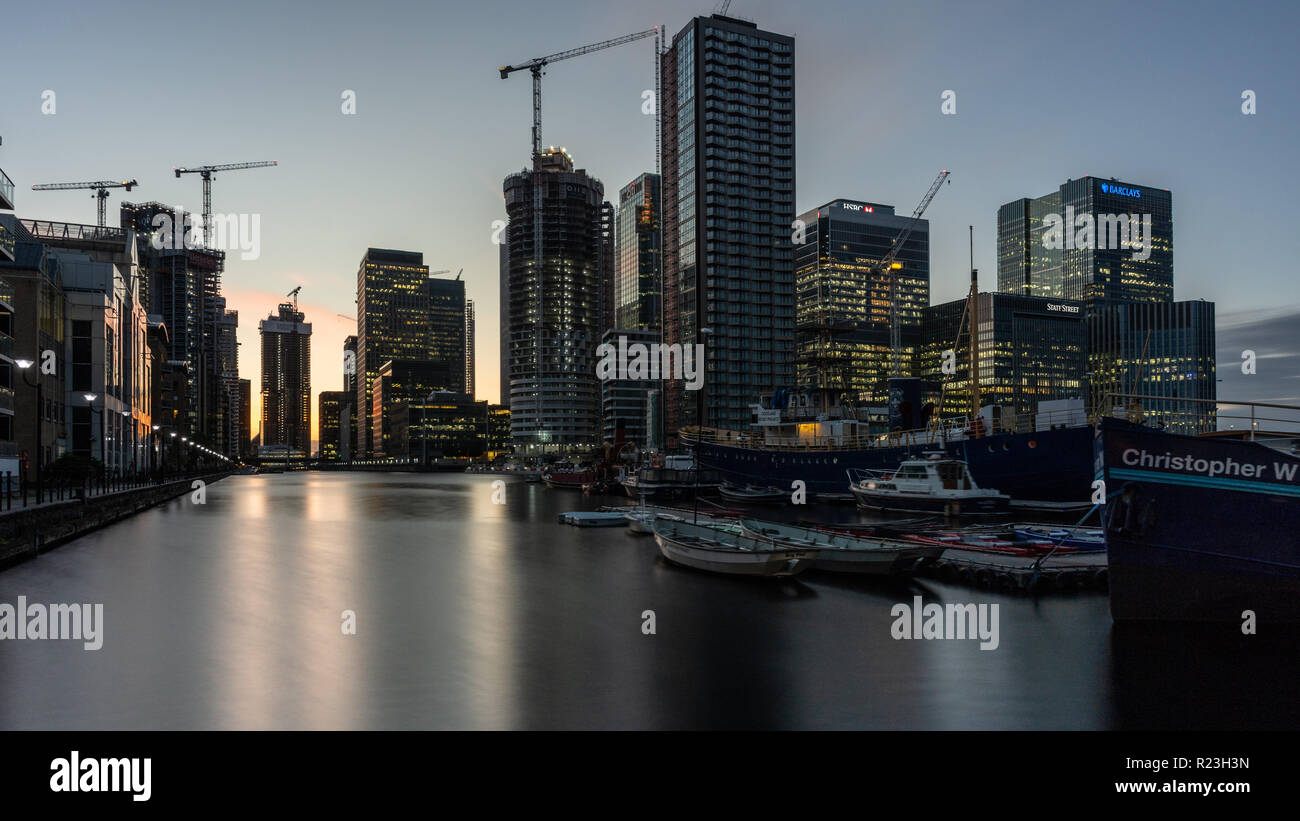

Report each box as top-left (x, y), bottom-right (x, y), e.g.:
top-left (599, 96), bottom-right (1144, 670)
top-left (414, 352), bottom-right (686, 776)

top-left (0, 472), bottom-right (1292, 729)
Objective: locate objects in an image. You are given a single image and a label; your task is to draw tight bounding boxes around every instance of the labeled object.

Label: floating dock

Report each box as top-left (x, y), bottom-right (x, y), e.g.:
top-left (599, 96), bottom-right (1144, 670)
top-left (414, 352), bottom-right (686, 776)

top-left (918, 547), bottom-right (1108, 593)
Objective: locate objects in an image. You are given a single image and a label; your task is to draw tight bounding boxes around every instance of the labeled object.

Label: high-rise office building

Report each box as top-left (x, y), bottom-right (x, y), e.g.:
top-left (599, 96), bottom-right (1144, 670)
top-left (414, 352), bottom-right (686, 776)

top-left (498, 230), bottom-right (509, 408)
top-left (464, 299), bottom-right (475, 399)
top-left (997, 177), bottom-right (1172, 304)
top-left (661, 14), bottom-right (795, 436)
top-left (238, 378), bottom-right (251, 459)
top-left (369, 358), bottom-right (460, 457)
top-left (318, 390), bottom-right (347, 461)
top-left (259, 302), bottom-right (311, 453)
top-left (920, 293), bottom-right (1087, 418)
top-left (794, 199), bottom-right (929, 403)
top-left (1088, 300), bottom-right (1216, 435)
top-left (998, 178), bottom-right (1211, 428)
top-left (615, 173), bottom-right (662, 331)
top-left (426, 275), bottom-right (467, 394)
top-left (502, 147), bottom-right (609, 453)
top-left (355, 248), bottom-right (429, 455)
top-left (342, 335), bottom-right (358, 460)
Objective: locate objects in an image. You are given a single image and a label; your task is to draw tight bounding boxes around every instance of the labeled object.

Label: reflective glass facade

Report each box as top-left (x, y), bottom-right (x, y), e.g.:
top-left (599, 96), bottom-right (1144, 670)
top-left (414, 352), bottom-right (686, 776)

top-left (662, 15), bottom-right (795, 435)
top-left (794, 200), bottom-right (929, 403)
top-left (615, 173), bottom-right (661, 331)
top-left (920, 293), bottom-right (1087, 418)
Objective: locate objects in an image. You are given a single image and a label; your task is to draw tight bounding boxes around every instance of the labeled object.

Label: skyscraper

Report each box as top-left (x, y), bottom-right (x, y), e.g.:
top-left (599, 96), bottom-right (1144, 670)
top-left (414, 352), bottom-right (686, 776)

top-left (794, 199), bottom-right (929, 402)
top-left (661, 14), bottom-right (796, 436)
top-left (615, 173), bottom-right (662, 331)
top-left (355, 248), bottom-right (429, 456)
top-left (997, 177), bottom-right (1172, 304)
top-left (426, 275), bottom-right (467, 394)
top-left (318, 390), bottom-right (347, 461)
top-left (259, 302), bottom-right (311, 453)
top-left (464, 299), bottom-right (475, 399)
top-left (502, 147), bottom-right (609, 453)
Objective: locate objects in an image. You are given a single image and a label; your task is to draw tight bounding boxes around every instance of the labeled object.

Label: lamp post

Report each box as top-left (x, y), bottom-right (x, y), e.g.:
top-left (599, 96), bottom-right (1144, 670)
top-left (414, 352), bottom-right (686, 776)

top-left (15, 359), bottom-right (42, 504)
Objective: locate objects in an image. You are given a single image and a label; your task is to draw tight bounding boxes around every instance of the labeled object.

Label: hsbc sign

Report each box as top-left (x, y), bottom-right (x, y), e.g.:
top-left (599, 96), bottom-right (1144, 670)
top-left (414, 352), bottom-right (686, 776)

top-left (840, 202), bottom-right (874, 213)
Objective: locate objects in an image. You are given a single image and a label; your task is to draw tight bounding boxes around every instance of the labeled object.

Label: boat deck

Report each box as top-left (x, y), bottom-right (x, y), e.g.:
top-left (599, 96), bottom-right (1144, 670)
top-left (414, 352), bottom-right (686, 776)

top-left (919, 547), bottom-right (1108, 593)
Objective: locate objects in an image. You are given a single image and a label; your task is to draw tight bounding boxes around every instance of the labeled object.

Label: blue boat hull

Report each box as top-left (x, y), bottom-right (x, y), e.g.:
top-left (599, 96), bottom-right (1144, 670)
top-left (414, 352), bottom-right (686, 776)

top-left (693, 424), bottom-right (1095, 503)
top-left (1098, 418), bottom-right (1300, 623)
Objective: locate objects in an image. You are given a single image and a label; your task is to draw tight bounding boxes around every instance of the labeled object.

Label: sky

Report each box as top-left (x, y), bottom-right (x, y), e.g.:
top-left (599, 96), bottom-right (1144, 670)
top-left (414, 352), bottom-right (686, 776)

top-left (3, 0), bottom-right (1299, 442)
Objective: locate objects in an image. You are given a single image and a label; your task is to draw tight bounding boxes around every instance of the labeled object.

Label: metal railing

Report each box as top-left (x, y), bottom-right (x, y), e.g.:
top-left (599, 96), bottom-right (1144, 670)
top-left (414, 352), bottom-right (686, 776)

top-left (1105, 393), bottom-right (1300, 441)
top-left (681, 406), bottom-right (1087, 452)
top-left (0, 166), bottom-right (14, 209)
top-left (18, 218), bottom-right (127, 244)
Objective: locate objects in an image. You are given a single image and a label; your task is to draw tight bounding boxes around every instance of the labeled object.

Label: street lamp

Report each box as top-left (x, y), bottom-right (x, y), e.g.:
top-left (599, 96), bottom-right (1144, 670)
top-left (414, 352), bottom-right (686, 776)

top-left (15, 359), bottom-right (42, 503)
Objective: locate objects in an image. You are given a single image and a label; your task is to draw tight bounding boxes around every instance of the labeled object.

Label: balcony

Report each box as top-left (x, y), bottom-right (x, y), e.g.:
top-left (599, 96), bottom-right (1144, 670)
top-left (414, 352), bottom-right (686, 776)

top-left (0, 220), bottom-right (13, 263)
top-left (0, 385), bottom-right (12, 414)
top-left (0, 165), bottom-right (13, 210)
top-left (0, 330), bottom-right (11, 359)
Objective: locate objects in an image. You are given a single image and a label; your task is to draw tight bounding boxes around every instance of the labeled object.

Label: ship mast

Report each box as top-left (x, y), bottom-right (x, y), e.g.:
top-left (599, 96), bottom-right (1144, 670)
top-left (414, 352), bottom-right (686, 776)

top-left (968, 226), bottom-right (980, 418)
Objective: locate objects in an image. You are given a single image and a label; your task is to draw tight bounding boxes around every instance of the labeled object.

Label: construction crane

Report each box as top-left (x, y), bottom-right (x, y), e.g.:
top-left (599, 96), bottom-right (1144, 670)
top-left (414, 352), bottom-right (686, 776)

top-left (287, 285), bottom-right (301, 310)
top-left (30, 179), bottom-right (138, 227)
top-left (499, 27), bottom-right (660, 163)
top-left (173, 161), bottom-right (277, 248)
top-left (879, 170), bottom-right (951, 377)
top-left (714, 0), bottom-right (735, 14)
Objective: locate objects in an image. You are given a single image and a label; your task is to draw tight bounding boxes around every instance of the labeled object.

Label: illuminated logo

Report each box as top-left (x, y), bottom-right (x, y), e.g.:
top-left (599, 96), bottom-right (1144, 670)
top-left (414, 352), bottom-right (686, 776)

top-left (1100, 182), bottom-right (1141, 199)
top-left (1047, 302), bottom-right (1081, 314)
top-left (840, 202), bottom-right (874, 213)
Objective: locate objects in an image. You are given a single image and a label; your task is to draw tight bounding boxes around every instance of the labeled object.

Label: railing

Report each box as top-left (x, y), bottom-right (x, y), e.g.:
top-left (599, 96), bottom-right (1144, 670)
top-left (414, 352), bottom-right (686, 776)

top-left (0, 331), bottom-right (13, 359)
top-left (0, 166), bottom-right (14, 209)
top-left (1105, 393), bottom-right (1300, 440)
top-left (18, 218), bottom-right (126, 244)
top-left (0, 386), bottom-right (12, 413)
top-left (0, 221), bottom-right (14, 262)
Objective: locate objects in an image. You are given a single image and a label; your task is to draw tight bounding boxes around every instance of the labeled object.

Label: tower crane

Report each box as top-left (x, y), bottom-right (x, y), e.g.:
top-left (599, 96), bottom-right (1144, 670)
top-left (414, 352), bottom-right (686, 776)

top-left (173, 160), bottom-right (277, 248)
top-left (878, 170), bottom-right (951, 378)
top-left (30, 179), bottom-right (139, 227)
top-left (499, 27), bottom-right (660, 164)
top-left (287, 285), bottom-right (301, 310)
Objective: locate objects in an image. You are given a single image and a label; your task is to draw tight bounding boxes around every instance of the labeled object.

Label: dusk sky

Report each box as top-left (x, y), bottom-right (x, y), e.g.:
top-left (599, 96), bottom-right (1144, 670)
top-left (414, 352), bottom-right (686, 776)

top-left (3, 0), bottom-right (1298, 439)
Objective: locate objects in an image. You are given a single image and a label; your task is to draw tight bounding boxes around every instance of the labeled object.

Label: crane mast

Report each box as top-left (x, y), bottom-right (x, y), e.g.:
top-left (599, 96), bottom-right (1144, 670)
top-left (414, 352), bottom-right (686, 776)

top-left (173, 160), bottom-right (278, 248)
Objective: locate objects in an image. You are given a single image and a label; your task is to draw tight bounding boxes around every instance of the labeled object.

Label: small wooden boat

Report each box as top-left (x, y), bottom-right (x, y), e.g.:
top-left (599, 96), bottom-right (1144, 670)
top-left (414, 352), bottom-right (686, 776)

top-left (652, 518), bottom-right (817, 577)
top-left (848, 454), bottom-right (1010, 516)
top-left (739, 518), bottom-right (945, 575)
top-left (1011, 523), bottom-right (1105, 550)
top-left (903, 531), bottom-right (1052, 557)
top-left (719, 483), bottom-right (789, 504)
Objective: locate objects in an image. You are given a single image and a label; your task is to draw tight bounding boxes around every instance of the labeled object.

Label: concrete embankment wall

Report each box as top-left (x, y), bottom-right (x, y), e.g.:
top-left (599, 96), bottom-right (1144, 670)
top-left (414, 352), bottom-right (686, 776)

top-left (0, 472), bottom-right (232, 570)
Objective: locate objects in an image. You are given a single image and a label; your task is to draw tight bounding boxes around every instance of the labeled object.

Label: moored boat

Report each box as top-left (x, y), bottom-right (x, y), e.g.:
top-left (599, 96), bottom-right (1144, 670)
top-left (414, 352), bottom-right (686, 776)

top-left (1098, 415), bottom-right (1300, 623)
top-left (652, 518), bottom-right (817, 577)
top-left (719, 483), bottom-right (789, 504)
top-left (739, 518), bottom-right (944, 575)
top-left (848, 454), bottom-right (1010, 516)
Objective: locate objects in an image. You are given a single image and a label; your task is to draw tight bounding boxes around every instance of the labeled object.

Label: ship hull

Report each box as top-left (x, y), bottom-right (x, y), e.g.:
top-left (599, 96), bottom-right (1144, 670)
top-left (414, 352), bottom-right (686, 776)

top-left (693, 424), bottom-right (1095, 503)
top-left (1098, 418), bottom-right (1300, 623)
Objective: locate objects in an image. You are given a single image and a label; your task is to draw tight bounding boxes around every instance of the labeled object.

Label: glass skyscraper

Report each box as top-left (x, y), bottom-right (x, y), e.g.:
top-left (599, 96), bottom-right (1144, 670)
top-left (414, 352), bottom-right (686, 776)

top-left (615, 173), bottom-right (662, 332)
top-left (662, 14), bottom-right (795, 437)
top-left (997, 176), bottom-right (1172, 304)
top-left (794, 199), bottom-right (929, 403)
top-left (920, 293), bottom-right (1087, 419)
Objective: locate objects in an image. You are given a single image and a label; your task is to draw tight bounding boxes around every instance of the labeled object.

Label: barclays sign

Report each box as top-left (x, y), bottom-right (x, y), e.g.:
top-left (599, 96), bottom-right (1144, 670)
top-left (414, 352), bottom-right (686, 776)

top-left (1100, 182), bottom-right (1141, 199)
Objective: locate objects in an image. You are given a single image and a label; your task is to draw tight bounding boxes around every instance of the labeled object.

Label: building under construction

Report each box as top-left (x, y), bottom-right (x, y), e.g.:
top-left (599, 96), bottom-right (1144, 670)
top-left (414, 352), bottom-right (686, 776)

top-left (502, 147), bottom-right (611, 453)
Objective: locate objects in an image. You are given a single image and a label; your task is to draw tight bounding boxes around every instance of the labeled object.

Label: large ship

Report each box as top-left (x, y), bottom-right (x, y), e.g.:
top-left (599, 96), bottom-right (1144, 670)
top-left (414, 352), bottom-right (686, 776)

top-left (683, 391), bottom-right (1095, 504)
top-left (1097, 414), bottom-right (1300, 623)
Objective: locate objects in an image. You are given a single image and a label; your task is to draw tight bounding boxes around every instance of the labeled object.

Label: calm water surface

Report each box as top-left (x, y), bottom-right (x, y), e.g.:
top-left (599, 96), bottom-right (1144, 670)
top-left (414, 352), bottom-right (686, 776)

top-left (0, 472), bottom-right (1294, 729)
